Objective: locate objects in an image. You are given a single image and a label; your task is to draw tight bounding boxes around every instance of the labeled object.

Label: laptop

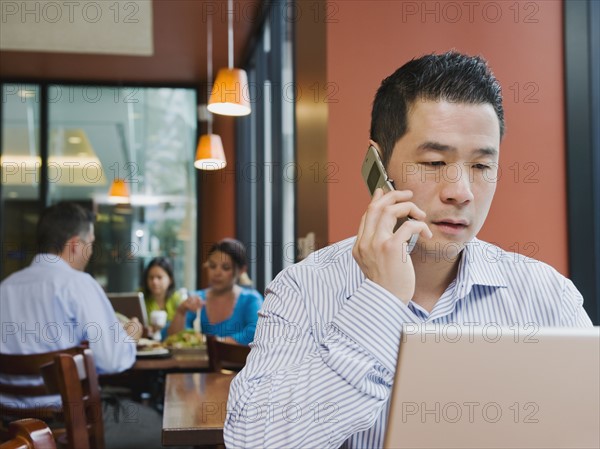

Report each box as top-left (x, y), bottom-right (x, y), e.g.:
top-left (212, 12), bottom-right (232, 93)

top-left (384, 325), bottom-right (600, 448)
top-left (106, 292), bottom-right (149, 327)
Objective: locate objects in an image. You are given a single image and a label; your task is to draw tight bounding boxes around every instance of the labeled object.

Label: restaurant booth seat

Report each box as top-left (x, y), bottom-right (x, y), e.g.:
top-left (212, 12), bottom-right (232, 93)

top-left (0, 418), bottom-right (56, 449)
top-left (40, 350), bottom-right (104, 449)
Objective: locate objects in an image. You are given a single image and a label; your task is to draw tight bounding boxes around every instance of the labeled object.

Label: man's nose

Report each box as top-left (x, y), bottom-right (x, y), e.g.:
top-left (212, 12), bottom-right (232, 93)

top-left (440, 164), bottom-right (474, 205)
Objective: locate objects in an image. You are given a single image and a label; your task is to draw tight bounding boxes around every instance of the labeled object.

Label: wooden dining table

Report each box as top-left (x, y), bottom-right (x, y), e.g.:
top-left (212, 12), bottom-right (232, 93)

top-left (100, 348), bottom-right (210, 408)
top-left (162, 372), bottom-right (234, 446)
top-left (133, 348), bottom-right (209, 371)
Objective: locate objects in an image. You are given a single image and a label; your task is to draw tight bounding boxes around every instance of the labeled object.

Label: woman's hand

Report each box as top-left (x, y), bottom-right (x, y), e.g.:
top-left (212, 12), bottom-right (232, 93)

top-left (177, 294), bottom-right (204, 314)
top-left (169, 294), bottom-right (203, 336)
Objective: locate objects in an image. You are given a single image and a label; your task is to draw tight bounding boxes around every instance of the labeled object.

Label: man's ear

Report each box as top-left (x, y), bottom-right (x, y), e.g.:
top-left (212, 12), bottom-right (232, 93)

top-left (64, 235), bottom-right (79, 255)
top-left (369, 139), bottom-right (384, 158)
top-left (59, 235), bottom-right (79, 266)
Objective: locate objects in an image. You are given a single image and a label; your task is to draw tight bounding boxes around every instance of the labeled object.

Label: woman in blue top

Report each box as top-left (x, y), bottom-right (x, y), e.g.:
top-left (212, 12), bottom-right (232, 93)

top-left (168, 238), bottom-right (263, 346)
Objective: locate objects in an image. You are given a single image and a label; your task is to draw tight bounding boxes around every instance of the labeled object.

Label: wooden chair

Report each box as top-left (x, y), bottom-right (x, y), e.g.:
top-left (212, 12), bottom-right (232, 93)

top-left (40, 350), bottom-right (104, 449)
top-left (206, 336), bottom-right (251, 373)
top-left (0, 419), bottom-right (56, 449)
top-left (0, 346), bottom-right (88, 420)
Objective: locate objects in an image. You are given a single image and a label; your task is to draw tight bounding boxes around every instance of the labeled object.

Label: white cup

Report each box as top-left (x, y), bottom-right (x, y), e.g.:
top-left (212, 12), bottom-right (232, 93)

top-left (150, 310), bottom-right (168, 328)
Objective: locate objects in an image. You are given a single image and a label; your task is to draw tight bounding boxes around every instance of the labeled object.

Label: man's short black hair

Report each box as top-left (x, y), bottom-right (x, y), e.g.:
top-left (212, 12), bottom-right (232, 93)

top-left (37, 202), bottom-right (95, 254)
top-left (370, 51), bottom-right (505, 168)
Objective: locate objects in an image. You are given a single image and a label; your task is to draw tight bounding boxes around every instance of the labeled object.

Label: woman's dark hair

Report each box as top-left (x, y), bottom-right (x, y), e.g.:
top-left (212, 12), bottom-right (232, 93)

top-left (208, 238), bottom-right (247, 270)
top-left (370, 51), bottom-right (505, 168)
top-left (37, 202), bottom-right (95, 254)
top-left (143, 257), bottom-right (176, 299)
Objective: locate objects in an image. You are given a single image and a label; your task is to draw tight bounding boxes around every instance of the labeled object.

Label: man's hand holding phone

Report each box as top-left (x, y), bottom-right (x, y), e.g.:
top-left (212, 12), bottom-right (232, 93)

top-left (352, 188), bottom-right (432, 304)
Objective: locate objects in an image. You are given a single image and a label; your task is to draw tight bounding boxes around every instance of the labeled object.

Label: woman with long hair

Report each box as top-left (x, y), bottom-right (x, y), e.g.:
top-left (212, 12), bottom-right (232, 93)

top-left (142, 256), bottom-right (183, 340)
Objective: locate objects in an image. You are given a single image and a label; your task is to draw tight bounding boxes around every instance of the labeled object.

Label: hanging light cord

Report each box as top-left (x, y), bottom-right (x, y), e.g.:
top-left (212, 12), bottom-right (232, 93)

top-left (228, 0), bottom-right (234, 69)
top-left (207, 11), bottom-right (213, 135)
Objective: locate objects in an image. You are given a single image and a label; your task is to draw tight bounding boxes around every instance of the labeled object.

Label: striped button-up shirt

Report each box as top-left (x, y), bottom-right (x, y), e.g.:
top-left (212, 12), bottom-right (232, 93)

top-left (224, 237), bottom-right (592, 449)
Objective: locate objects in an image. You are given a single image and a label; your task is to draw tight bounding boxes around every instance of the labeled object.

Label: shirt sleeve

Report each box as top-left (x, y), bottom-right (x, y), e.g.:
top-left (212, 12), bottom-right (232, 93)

top-left (224, 267), bottom-right (419, 449)
top-left (229, 291), bottom-right (264, 345)
top-left (560, 278), bottom-right (594, 327)
top-left (160, 292), bottom-right (184, 340)
top-left (70, 275), bottom-right (136, 374)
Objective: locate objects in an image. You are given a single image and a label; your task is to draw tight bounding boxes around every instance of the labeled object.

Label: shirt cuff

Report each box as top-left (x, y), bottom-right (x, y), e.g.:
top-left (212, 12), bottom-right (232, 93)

top-left (332, 279), bottom-right (419, 374)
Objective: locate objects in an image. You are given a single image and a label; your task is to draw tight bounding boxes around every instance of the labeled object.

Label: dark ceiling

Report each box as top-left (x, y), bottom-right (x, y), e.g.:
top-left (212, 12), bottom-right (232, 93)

top-left (0, 0), bottom-right (263, 92)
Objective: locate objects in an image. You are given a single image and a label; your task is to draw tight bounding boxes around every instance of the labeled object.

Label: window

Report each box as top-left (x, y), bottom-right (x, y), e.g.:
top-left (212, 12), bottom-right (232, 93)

top-left (1, 83), bottom-right (198, 292)
top-left (1, 84), bottom-right (42, 278)
top-left (565, 0), bottom-right (600, 324)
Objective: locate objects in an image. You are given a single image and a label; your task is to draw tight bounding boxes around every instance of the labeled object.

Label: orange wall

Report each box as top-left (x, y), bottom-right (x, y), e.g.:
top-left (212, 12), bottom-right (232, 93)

top-left (326, 0), bottom-right (568, 274)
top-left (198, 115), bottom-right (236, 287)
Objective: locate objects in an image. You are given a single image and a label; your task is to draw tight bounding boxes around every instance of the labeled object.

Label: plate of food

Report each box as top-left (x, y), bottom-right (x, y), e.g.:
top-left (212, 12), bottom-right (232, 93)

top-left (136, 338), bottom-right (170, 358)
top-left (164, 330), bottom-right (206, 354)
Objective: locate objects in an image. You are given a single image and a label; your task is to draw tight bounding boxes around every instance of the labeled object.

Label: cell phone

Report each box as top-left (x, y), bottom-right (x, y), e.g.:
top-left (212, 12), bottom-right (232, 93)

top-left (361, 145), bottom-right (419, 253)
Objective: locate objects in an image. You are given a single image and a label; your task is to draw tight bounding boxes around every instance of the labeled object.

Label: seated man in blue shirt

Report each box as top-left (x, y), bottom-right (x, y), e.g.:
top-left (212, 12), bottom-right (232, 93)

top-left (0, 202), bottom-right (164, 449)
top-left (224, 52), bottom-right (593, 449)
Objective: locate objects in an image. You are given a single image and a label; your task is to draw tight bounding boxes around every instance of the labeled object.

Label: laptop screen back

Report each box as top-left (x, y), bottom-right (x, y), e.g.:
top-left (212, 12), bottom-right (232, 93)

top-left (384, 326), bottom-right (600, 449)
top-left (106, 292), bottom-right (148, 327)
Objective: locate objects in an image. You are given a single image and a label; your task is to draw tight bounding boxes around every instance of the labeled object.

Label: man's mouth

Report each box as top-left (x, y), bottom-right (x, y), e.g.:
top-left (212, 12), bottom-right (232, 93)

top-left (431, 219), bottom-right (469, 235)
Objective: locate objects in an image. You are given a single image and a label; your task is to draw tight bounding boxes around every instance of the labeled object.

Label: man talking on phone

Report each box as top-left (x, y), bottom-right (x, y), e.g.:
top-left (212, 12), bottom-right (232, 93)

top-left (224, 51), bottom-right (593, 448)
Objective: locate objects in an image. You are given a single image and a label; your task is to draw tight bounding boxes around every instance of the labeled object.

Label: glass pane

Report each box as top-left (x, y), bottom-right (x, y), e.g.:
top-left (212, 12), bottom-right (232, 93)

top-left (1, 83), bottom-right (41, 279)
top-left (47, 85), bottom-right (197, 292)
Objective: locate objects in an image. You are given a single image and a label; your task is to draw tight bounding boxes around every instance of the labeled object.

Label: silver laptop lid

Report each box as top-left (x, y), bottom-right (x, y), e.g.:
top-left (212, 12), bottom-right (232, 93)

top-left (106, 292), bottom-right (148, 327)
top-left (385, 325), bottom-right (600, 449)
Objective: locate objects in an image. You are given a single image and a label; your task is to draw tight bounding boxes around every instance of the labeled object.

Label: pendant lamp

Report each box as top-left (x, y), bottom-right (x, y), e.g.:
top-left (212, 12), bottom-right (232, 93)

top-left (195, 9), bottom-right (227, 170)
top-left (207, 0), bottom-right (251, 116)
top-left (108, 178), bottom-right (130, 203)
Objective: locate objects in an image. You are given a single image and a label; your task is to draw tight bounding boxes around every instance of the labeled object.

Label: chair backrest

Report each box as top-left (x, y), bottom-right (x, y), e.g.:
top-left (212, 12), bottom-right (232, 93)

top-left (206, 336), bottom-right (251, 373)
top-left (0, 418), bottom-right (56, 449)
top-left (0, 346), bottom-right (88, 419)
top-left (40, 350), bottom-right (104, 449)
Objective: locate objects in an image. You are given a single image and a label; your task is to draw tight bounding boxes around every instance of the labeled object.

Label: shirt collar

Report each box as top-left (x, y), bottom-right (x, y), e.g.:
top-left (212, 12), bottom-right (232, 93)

top-left (344, 237), bottom-right (508, 300)
top-left (459, 238), bottom-right (508, 290)
top-left (31, 253), bottom-right (73, 270)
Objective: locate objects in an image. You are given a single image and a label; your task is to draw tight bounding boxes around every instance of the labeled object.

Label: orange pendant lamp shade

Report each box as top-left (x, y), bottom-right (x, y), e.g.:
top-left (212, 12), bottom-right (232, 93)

top-left (194, 134), bottom-right (226, 170)
top-left (207, 68), bottom-right (251, 117)
top-left (108, 179), bottom-right (130, 203)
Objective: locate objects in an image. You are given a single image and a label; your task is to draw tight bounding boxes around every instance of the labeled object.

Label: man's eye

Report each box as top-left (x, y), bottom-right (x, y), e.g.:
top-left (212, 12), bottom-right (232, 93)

top-left (422, 161), bottom-right (445, 167)
top-left (473, 164), bottom-right (491, 170)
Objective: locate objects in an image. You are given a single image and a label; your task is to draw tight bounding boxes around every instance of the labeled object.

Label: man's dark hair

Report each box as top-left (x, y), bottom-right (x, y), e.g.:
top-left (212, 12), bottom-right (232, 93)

top-left (36, 202), bottom-right (95, 254)
top-left (143, 256), bottom-right (176, 299)
top-left (370, 51), bottom-right (505, 168)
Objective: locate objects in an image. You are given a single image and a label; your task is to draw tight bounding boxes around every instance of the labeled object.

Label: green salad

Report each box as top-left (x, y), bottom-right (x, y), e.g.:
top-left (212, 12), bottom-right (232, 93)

top-left (164, 330), bottom-right (204, 348)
